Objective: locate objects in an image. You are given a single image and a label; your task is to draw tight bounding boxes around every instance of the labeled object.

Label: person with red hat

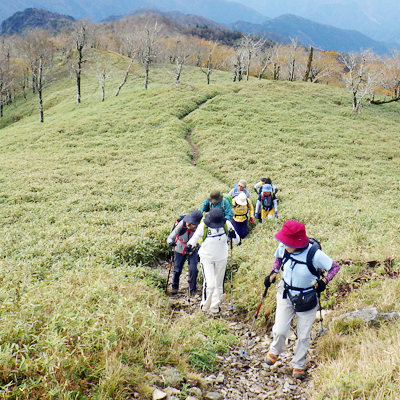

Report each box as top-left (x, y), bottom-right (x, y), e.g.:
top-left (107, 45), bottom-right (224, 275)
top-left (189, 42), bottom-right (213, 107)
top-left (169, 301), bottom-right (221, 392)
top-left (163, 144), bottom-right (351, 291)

top-left (264, 220), bottom-right (340, 380)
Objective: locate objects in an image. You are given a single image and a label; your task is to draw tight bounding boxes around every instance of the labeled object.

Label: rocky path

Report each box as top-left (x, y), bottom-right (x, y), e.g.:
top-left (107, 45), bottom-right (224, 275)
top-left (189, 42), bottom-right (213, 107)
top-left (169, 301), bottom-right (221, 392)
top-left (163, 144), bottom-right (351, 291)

top-left (161, 263), bottom-right (322, 400)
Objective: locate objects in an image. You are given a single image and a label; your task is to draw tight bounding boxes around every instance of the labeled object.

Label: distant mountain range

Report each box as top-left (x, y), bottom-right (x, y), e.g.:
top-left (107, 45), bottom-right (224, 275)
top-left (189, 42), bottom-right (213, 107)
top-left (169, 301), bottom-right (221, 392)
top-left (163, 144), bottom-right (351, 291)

top-left (0, 0), bottom-right (268, 26)
top-left (0, 8), bottom-right (74, 35)
top-left (0, 4), bottom-right (394, 55)
top-left (229, 14), bottom-right (391, 55)
top-left (232, 0), bottom-right (400, 46)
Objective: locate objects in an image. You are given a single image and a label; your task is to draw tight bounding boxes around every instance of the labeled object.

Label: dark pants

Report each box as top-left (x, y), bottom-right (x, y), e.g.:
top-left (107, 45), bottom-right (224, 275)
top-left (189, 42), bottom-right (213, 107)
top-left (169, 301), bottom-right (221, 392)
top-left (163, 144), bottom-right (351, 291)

top-left (172, 249), bottom-right (199, 292)
top-left (231, 219), bottom-right (248, 239)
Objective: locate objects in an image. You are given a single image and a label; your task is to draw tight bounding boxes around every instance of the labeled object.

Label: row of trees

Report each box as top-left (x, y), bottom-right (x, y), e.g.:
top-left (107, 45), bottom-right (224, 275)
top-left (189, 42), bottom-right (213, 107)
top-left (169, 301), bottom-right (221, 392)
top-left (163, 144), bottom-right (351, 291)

top-left (1, 13), bottom-right (400, 122)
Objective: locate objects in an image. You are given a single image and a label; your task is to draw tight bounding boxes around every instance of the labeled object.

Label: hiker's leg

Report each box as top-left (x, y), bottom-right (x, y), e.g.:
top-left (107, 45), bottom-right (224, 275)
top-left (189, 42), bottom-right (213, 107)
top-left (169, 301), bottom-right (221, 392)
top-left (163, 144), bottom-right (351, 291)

top-left (200, 258), bottom-right (216, 312)
top-left (255, 200), bottom-right (261, 217)
top-left (291, 305), bottom-right (318, 370)
top-left (187, 249), bottom-right (199, 293)
top-left (210, 258), bottom-right (227, 313)
top-left (270, 283), bottom-right (295, 356)
top-left (172, 252), bottom-right (186, 290)
top-left (267, 209), bottom-right (274, 219)
top-left (231, 219), bottom-right (247, 239)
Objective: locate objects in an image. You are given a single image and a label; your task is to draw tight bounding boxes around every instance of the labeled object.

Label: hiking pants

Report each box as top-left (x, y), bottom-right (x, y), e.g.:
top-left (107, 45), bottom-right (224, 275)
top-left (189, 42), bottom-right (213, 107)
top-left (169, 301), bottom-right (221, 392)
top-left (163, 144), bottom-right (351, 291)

top-left (200, 257), bottom-right (227, 313)
top-left (269, 281), bottom-right (318, 370)
top-left (231, 219), bottom-right (248, 239)
top-left (172, 249), bottom-right (199, 292)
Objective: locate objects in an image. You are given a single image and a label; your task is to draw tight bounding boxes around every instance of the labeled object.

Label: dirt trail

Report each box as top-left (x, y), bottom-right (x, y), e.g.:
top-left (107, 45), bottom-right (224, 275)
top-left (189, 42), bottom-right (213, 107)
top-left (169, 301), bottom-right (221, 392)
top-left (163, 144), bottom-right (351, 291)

top-left (160, 261), bottom-right (320, 400)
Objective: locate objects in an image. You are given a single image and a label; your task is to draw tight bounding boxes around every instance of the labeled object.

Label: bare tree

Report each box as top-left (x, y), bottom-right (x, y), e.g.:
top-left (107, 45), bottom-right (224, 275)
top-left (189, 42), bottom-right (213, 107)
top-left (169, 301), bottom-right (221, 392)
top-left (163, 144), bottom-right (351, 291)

top-left (115, 24), bottom-right (138, 96)
top-left (286, 38), bottom-right (301, 82)
top-left (240, 34), bottom-right (266, 81)
top-left (137, 20), bottom-right (162, 89)
top-left (340, 50), bottom-right (379, 114)
top-left (93, 56), bottom-right (111, 101)
top-left (72, 20), bottom-right (89, 103)
top-left (198, 41), bottom-right (225, 84)
top-left (21, 30), bottom-right (54, 122)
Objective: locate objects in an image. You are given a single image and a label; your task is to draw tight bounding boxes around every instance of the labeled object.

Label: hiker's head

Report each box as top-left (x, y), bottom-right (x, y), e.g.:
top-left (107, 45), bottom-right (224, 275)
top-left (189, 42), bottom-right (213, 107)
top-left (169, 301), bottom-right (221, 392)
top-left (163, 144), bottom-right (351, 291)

top-left (261, 177), bottom-right (272, 184)
top-left (204, 208), bottom-right (226, 228)
top-left (238, 179), bottom-right (247, 191)
top-left (236, 192), bottom-right (247, 206)
top-left (274, 220), bottom-right (309, 249)
top-left (208, 190), bottom-right (223, 205)
top-left (183, 210), bottom-right (203, 228)
top-left (261, 183), bottom-right (273, 193)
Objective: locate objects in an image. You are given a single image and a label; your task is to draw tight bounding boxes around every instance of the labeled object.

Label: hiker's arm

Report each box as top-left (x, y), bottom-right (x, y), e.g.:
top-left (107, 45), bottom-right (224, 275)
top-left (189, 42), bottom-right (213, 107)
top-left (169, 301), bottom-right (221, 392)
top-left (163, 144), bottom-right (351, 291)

top-left (167, 220), bottom-right (184, 245)
top-left (253, 181), bottom-right (262, 193)
top-left (200, 199), bottom-right (209, 213)
top-left (273, 198), bottom-right (278, 213)
top-left (187, 223), bottom-right (204, 247)
top-left (226, 221), bottom-right (240, 244)
top-left (223, 199), bottom-right (233, 220)
top-left (324, 261), bottom-right (340, 282)
top-left (247, 199), bottom-right (255, 219)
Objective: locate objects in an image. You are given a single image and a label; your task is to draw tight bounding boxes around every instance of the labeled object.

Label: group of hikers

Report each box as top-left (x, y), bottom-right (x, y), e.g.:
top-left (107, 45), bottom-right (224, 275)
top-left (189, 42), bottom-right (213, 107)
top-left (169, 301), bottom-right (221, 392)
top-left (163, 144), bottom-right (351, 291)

top-left (166, 178), bottom-right (340, 380)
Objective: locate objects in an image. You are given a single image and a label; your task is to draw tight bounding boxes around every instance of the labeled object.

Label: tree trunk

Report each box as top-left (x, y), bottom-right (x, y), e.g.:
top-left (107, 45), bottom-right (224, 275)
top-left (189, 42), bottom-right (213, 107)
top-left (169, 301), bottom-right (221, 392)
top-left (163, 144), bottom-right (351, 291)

top-left (38, 56), bottom-right (44, 123)
top-left (144, 64), bottom-right (149, 90)
top-left (303, 46), bottom-right (313, 82)
top-left (115, 57), bottom-right (134, 96)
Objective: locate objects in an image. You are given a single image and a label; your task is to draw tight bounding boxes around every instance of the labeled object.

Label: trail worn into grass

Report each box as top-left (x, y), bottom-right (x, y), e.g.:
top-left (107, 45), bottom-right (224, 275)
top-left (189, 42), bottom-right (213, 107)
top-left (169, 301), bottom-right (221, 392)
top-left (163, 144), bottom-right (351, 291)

top-left (180, 98), bottom-right (209, 167)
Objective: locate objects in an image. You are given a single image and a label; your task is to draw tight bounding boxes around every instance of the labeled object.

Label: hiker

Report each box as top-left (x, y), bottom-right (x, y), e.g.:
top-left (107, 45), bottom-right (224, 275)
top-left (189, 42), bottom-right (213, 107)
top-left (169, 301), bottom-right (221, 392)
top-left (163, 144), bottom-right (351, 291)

top-left (228, 179), bottom-right (250, 199)
top-left (264, 220), bottom-right (340, 380)
top-left (254, 179), bottom-right (278, 221)
top-left (200, 190), bottom-right (232, 221)
top-left (167, 210), bottom-right (203, 296)
top-left (187, 208), bottom-right (240, 317)
top-left (231, 191), bottom-right (255, 239)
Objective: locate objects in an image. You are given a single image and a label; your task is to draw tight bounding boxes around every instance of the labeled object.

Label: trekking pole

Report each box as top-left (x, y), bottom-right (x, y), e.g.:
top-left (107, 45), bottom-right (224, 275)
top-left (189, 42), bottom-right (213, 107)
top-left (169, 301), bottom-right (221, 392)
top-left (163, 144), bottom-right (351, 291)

top-left (165, 253), bottom-right (174, 294)
top-left (229, 238), bottom-right (235, 311)
top-left (238, 286), bottom-right (268, 358)
top-left (317, 294), bottom-right (328, 336)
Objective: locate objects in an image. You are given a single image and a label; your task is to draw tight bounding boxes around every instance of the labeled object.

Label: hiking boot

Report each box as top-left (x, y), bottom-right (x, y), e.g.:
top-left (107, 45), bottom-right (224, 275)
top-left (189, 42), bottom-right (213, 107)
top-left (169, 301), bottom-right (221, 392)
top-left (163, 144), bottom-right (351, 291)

top-left (292, 368), bottom-right (306, 380)
top-left (266, 351), bottom-right (278, 365)
top-left (190, 290), bottom-right (199, 298)
top-left (170, 288), bottom-right (179, 295)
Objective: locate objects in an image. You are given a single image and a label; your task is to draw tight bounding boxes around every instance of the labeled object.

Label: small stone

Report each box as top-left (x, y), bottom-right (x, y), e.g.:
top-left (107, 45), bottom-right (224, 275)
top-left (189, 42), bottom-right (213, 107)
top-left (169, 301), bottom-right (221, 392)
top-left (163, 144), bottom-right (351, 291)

top-left (152, 388), bottom-right (167, 400)
top-left (204, 392), bottom-right (224, 400)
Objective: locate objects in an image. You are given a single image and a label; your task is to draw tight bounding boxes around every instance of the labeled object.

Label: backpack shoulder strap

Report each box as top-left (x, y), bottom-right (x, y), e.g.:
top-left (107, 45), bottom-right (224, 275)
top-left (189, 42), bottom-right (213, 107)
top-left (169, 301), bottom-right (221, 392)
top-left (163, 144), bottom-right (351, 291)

top-left (281, 246), bottom-right (320, 278)
top-left (306, 243), bottom-right (320, 278)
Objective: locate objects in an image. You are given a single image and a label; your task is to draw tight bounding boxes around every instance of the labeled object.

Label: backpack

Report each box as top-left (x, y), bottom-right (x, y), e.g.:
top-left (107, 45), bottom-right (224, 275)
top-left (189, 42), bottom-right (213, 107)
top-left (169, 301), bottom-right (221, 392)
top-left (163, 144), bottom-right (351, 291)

top-left (204, 195), bottom-right (232, 213)
top-left (171, 214), bottom-right (187, 233)
top-left (282, 238), bottom-right (322, 278)
top-left (261, 190), bottom-right (274, 211)
top-left (222, 193), bottom-right (233, 208)
top-left (202, 222), bottom-right (229, 243)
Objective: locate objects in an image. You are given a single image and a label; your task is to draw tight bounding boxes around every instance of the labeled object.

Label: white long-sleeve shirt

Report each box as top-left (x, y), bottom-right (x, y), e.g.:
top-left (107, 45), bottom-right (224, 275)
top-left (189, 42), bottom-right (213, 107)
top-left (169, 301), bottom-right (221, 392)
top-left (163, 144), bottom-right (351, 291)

top-left (187, 220), bottom-right (240, 261)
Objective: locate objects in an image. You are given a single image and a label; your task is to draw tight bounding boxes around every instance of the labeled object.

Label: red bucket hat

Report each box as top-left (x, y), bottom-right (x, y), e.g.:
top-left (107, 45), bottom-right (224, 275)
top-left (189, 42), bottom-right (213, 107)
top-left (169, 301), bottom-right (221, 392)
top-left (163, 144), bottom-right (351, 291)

top-left (274, 220), bottom-right (309, 248)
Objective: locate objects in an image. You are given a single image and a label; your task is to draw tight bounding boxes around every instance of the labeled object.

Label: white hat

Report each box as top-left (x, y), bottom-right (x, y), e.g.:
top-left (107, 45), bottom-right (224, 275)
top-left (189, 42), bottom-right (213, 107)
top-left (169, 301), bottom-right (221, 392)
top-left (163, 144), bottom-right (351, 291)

top-left (236, 192), bottom-right (247, 206)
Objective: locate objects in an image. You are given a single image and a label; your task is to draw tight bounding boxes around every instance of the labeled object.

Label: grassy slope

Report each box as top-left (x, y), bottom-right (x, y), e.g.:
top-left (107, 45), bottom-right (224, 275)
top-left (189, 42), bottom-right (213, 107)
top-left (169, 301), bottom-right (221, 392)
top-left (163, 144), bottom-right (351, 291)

top-left (0, 49), bottom-right (400, 398)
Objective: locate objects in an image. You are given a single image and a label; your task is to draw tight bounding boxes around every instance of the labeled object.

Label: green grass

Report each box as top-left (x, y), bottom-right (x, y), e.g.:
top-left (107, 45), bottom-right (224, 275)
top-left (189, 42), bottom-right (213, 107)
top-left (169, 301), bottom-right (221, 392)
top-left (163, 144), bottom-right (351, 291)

top-left (1, 48), bottom-right (400, 398)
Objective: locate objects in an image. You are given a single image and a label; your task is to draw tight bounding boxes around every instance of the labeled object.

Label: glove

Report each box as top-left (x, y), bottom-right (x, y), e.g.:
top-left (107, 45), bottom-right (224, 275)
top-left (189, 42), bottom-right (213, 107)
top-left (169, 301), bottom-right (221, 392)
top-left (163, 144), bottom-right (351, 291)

top-left (264, 273), bottom-right (276, 288)
top-left (186, 244), bottom-right (193, 254)
top-left (249, 217), bottom-right (255, 224)
top-left (169, 242), bottom-right (176, 247)
top-left (228, 230), bottom-right (236, 239)
top-left (274, 212), bottom-right (278, 218)
top-left (315, 278), bottom-right (326, 293)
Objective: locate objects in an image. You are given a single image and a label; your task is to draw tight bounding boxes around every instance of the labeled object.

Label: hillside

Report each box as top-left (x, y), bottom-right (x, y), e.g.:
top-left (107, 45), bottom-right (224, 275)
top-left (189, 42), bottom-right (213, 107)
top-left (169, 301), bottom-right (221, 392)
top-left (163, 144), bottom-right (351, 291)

top-left (0, 50), bottom-right (400, 398)
top-left (0, 7), bottom-right (74, 35)
top-left (230, 14), bottom-right (391, 55)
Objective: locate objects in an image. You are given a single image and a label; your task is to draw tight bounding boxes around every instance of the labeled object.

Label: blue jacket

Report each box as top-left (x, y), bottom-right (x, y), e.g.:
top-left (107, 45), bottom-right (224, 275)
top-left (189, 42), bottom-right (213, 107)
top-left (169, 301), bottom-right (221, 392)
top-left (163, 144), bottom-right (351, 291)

top-left (200, 198), bottom-right (232, 220)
